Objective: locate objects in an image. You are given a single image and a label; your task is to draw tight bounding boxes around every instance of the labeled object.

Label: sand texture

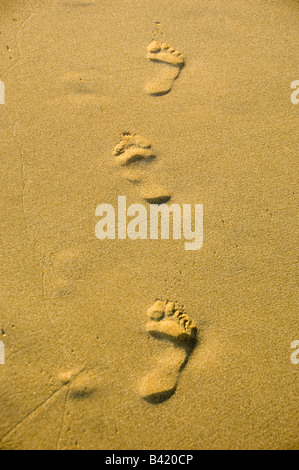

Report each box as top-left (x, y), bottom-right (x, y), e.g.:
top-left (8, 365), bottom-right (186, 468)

top-left (0, 0), bottom-right (298, 450)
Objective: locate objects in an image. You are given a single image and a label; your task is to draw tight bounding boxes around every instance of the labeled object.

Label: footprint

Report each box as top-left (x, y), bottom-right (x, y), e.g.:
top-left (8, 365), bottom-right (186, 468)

top-left (139, 300), bottom-right (197, 404)
top-left (113, 133), bottom-right (171, 204)
top-left (59, 368), bottom-right (100, 400)
top-left (43, 248), bottom-right (85, 303)
top-left (52, 71), bottom-right (112, 107)
top-left (145, 40), bottom-right (185, 96)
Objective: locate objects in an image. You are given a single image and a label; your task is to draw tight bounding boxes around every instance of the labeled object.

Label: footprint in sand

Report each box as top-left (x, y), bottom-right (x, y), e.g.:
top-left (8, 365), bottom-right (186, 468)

top-left (145, 40), bottom-right (185, 96)
top-left (58, 368), bottom-right (100, 399)
top-left (139, 300), bottom-right (197, 404)
top-left (52, 71), bottom-right (113, 107)
top-left (43, 248), bottom-right (86, 303)
top-left (113, 132), bottom-right (171, 205)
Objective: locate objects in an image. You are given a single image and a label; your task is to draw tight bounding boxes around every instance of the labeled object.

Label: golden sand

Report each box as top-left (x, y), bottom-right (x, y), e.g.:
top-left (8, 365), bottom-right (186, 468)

top-left (0, 0), bottom-right (298, 450)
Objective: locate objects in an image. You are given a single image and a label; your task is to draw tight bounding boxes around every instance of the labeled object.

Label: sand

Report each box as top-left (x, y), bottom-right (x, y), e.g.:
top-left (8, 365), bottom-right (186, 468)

top-left (0, 0), bottom-right (298, 450)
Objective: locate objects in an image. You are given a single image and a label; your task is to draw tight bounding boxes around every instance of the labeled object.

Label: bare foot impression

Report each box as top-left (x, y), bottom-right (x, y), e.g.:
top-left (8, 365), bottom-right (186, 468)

top-left (53, 70), bottom-right (112, 107)
top-left (43, 248), bottom-right (85, 304)
top-left (113, 133), bottom-right (171, 204)
top-left (139, 300), bottom-right (197, 404)
top-left (145, 40), bottom-right (185, 96)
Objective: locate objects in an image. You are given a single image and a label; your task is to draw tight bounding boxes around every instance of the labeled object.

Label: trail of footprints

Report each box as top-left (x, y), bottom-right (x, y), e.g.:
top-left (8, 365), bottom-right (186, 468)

top-left (139, 300), bottom-right (197, 404)
top-left (113, 37), bottom-right (184, 203)
top-left (112, 36), bottom-right (196, 404)
top-left (48, 32), bottom-right (194, 407)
